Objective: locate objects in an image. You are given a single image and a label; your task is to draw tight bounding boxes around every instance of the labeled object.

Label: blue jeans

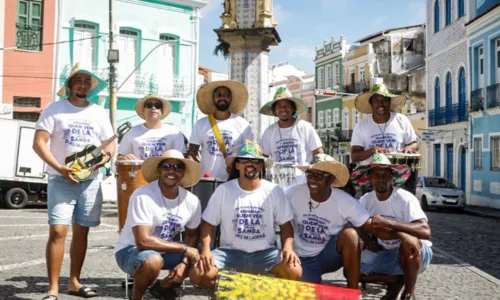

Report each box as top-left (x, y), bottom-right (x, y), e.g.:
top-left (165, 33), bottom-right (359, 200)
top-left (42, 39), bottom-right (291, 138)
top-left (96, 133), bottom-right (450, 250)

top-left (299, 234), bottom-right (343, 283)
top-left (115, 245), bottom-right (183, 275)
top-left (47, 175), bottom-right (103, 227)
top-left (212, 248), bottom-right (281, 274)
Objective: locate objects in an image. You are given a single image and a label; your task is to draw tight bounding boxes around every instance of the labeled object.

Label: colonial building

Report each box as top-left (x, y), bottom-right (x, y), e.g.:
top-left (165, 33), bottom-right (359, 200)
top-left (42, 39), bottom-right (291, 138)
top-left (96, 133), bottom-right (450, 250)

top-left (466, 1), bottom-right (500, 209)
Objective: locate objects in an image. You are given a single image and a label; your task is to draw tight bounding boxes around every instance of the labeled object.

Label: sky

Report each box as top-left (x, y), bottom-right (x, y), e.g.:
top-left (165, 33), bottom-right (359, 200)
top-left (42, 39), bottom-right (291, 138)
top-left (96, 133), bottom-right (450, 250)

top-left (199, 0), bottom-right (426, 74)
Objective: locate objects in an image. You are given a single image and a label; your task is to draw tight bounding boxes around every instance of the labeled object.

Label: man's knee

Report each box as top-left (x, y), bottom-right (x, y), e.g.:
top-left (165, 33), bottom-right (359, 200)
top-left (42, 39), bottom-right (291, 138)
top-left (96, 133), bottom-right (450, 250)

top-left (399, 239), bottom-right (422, 261)
top-left (189, 266), bottom-right (218, 287)
top-left (338, 227), bottom-right (360, 252)
top-left (49, 225), bottom-right (69, 242)
top-left (273, 262), bottom-right (302, 281)
top-left (137, 254), bottom-right (163, 275)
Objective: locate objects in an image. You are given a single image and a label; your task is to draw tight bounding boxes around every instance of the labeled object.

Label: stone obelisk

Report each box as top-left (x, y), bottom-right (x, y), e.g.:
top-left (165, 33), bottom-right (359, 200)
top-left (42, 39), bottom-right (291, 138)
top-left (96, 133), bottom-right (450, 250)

top-left (215, 0), bottom-right (281, 141)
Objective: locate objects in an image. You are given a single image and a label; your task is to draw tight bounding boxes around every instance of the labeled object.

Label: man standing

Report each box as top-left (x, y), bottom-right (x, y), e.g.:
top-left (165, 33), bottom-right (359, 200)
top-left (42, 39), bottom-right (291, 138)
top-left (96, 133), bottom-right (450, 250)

top-left (352, 153), bottom-right (432, 300)
top-left (188, 80), bottom-right (253, 181)
top-left (350, 83), bottom-right (418, 163)
top-left (115, 150), bottom-right (202, 300)
top-left (260, 87), bottom-right (323, 185)
top-left (189, 141), bottom-right (302, 287)
top-left (287, 154), bottom-right (383, 288)
top-left (118, 95), bottom-right (186, 160)
top-left (33, 63), bottom-right (115, 299)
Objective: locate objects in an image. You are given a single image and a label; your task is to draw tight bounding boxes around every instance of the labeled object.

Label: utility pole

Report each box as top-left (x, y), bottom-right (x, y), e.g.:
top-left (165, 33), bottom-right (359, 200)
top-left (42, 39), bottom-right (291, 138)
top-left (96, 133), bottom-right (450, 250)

top-left (108, 0), bottom-right (118, 131)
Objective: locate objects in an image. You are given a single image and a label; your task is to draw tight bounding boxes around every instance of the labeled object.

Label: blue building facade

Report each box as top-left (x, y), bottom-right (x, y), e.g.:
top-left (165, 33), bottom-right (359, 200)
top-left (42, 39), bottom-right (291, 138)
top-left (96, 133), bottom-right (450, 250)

top-left (466, 2), bottom-right (500, 208)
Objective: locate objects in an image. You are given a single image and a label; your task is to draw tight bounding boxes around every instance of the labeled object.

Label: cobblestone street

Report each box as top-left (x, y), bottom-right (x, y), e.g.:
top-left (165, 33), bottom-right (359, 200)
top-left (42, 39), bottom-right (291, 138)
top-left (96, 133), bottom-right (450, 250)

top-left (0, 205), bottom-right (499, 299)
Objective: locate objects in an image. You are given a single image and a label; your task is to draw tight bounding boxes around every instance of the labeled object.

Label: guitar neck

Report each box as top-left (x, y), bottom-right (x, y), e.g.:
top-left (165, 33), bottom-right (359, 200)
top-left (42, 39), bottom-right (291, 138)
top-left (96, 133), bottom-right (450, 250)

top-left (91, 133), bottom-right (117, 156)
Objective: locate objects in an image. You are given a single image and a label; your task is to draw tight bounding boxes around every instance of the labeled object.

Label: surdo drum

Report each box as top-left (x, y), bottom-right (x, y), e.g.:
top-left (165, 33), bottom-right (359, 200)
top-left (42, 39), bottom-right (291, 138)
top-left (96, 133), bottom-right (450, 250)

top-left (116, 160), bottom-right (147, 231)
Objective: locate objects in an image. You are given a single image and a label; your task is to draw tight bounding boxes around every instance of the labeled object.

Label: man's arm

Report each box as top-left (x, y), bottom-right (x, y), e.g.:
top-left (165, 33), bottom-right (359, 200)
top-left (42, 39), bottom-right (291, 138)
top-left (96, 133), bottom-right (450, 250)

top-left (403, 141), bottom-right (419, 153)
top-left (279, 221), bottom-right (300, 266)
top-left (312, 147), bottom-right (324, 156)
top-left (133, 225), bottom-right (190, 252)
top-left (370, 215), bottom-right (431, 240)
top-left (351, 145), bottom-right (391, 162)
top-left (188, 144), bottom-right (200, 163)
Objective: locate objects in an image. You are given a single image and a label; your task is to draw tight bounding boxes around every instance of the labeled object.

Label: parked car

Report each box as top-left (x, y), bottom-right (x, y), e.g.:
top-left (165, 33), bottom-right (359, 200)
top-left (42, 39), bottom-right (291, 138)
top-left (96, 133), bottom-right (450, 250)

top-left (416, 176), bottom-right (465, 211)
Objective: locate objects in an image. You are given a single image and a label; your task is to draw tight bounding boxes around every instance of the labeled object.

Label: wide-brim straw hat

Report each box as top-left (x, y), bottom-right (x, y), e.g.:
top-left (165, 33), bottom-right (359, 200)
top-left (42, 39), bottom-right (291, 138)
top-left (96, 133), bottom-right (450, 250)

top-left (142, 150), bottom-right (202, 188)
top-left (56, 63), bottom-right (107, 99)
top-left (196, 80), bottom-right (248, 115)
top-left (354, 83), bottom-right (406, 114)
top-left (350, 153), bottom-right (411, 189)
top-left (135, 95), bottom-right (173, 120)
top-left (296, 154), bottom-right (350, 187)
top-left (260, 87), bottom-right (308, 117)
top-left (225, 140), bottom-right (273, 168)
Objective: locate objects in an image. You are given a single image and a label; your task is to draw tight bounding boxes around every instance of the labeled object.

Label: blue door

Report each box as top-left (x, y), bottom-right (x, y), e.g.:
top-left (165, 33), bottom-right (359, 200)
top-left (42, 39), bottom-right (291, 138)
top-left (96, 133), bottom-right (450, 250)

top-left (460, 147), bottom-right (466, 192)
top-left (446, 73), bottom-right (452, 123)
top-left (446, 144), bottom-right (453, 181)
top-left (434, 144), bottom-right (441, 176)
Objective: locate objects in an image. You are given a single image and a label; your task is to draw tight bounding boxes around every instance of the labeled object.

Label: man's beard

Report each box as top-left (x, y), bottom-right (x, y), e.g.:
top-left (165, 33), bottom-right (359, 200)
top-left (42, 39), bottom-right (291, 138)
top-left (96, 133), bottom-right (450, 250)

top-left (215, 101), bottom-right (230, 111)
top-left (76, 92), bottom-right (88, 99)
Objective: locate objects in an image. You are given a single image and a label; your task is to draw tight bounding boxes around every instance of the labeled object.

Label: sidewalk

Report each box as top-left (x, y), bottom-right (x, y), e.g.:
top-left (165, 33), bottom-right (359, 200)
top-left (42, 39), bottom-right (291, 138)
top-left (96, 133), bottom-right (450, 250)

top-left (464, 205), bottom-right (500, 220)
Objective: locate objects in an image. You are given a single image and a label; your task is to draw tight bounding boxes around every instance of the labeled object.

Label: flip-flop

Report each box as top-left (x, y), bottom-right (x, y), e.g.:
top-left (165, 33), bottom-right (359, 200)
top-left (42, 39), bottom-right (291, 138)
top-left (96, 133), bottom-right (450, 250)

top-left (68, 286), bottom-right (98, 298)
top-left (42, 296), bottom-right (58, 300)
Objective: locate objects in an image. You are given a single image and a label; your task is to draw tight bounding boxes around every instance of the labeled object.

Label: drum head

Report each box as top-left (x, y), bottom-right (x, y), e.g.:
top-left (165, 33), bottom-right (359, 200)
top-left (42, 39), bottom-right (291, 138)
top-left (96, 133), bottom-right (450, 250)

top-left (116, 160), bottom-right (143, 165)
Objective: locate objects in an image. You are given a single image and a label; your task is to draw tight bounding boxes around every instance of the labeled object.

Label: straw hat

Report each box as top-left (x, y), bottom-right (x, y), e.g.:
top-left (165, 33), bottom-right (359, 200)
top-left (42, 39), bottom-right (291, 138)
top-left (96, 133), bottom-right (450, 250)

top-left (226, 140), bottom-right (273, 168)
top-left (354, 83), bottom-right (406, 114)
top-left (196, 80), bottom-right (248, 115)
top-left (57, 63), bottom-right (107, 99)
top-left (296, 154), bottom-right (350, 187)
top-left (350, 153), bottom-right (411, 189)
top-left (141, 150), bottom-right (202, 188)
top-left (260, 87), bottom-right (308, 117)
top-left (135, 95), bottom-right (172, 120)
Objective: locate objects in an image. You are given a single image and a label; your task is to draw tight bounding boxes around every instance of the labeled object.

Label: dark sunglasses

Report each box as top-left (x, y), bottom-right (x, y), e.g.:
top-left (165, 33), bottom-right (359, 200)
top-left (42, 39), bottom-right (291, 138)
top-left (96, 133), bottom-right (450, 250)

top-left (213, 91), bottom-right (231, 98)
top-left (237, 158), bottom-right (263, 164)
top-left (306, 170), bottom-right (331, 181)
top-left (159, 162), bottom-right (185, 172)
top-left (144, 102), bottom-right (163, 109)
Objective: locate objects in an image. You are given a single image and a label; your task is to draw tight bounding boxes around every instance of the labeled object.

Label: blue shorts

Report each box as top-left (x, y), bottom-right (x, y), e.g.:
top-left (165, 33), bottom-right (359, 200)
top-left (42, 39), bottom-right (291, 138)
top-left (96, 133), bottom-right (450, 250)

top-left (47, 175), bottom-right (103, 227)
top-left (360, 242), bottom-right (433, 275)
top-left (299, 234), bottom-right (343, 283)
top-left (115, 245), bottom-right (183, 275)
top-left (212, 247), bottom-right (281, 274)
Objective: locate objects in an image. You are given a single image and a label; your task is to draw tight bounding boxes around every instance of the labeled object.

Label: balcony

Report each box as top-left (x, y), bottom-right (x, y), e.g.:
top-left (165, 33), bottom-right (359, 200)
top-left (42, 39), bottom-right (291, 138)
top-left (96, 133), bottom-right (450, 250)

top-left (428, 102), bottom-right (468, 126)
top-left (16, 23), bottom-right (42, 51)
top-left (471, 88), bottom-right (484, 112)
top-left (344, 81), bottom-right (368, 94)
top-left (487, 83), bottom-right (500, 109)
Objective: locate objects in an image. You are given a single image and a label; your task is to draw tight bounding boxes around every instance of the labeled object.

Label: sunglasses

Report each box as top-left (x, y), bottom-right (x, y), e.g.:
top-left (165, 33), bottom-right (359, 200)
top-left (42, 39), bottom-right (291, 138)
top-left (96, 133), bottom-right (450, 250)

top-left (159, 162), bottom-right (185, 172)
top-left (144, 102), bottom-right (163, 109)
top-left (236, 158), bottom-right (263, 164)
top-left (306, 170), bottom-right (331, 181)
top-left (213, 92), bottom-right (231, 98)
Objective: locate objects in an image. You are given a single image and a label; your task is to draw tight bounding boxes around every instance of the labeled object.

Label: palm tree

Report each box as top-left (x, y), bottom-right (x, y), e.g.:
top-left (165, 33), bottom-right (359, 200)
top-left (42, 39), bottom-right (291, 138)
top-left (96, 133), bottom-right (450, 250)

top-left (213, 37), bottom-right (231, 59)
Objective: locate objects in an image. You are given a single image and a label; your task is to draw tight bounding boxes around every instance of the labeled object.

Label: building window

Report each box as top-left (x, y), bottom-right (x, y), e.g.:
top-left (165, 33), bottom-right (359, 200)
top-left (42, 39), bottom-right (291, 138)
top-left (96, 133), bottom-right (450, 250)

top-left (318, 110), bottom-right (325, 127)
top-left (496, 39), bottom-right (500, 83)
top-left (118, 28), bottom-right (140, 92)
top-left (326, 109), bottom-right (332, 126)
top-left (333, 108), bottom-right (340, 126)
top-left (16, 0), bottom-right (43, 51)
top-left (13, 112), bottom-right (40, 122)
top-left (445, 0), bottom-right (452, 25)
top-left (334, 63), bottom-right (339, 87)
top-left (319, 68), bottom-right (325, 89)
top-left (352, 108), bottom-right (360, 127)
top-left (434, 0), bottom-right (440, 33)
top-left (326, 65), bottom-right (332, 89)
top-left (342, 109), bottom-right (349, 130)
top-left (359, 66), bottom-right (365, 83)
top-left (434, 77), bottom-right (441, 110)
top-left (74, 21), bottom-right (98, 70)
top-left (157, 34), bottom-right (177, 96)
top-left (458, 0), bottom-right (465, 18)
top-left (458, 67), bottom-right (466, 120)
top-left (479, 46), bottom-right (484, 75)
top-left (446, 72), bottom-right (452, 122)
top-left (492, 136), bottom-right (500, 171)
top-left (474, 137), bottom-right (482, 170)
top-left (13, 96), bottom-right (40, 107)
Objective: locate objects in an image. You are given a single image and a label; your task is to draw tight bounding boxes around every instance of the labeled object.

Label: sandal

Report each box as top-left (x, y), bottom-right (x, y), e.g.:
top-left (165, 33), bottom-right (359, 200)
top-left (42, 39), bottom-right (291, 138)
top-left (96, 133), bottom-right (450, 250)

top-left (42, 296), bottom-right (58, 300)
top-left (68, 286), bottom-right (98, 298)
top-left (148, 280), bottom-right (178, 300)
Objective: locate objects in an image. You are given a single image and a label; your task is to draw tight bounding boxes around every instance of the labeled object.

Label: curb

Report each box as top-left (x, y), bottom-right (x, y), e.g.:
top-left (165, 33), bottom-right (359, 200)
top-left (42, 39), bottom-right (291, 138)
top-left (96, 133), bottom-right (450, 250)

top-left (463, 208), bottom-right (500, 221)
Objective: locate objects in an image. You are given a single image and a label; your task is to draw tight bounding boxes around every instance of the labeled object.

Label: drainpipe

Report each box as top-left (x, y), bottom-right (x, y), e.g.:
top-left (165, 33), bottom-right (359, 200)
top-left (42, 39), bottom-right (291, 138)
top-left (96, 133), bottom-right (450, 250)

top-left (52, 0), bottom-right (62, 102)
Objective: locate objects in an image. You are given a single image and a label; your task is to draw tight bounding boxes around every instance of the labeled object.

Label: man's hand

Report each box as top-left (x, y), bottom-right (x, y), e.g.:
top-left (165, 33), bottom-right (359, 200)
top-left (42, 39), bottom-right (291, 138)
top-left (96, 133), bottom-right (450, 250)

top-left (120, 154), bottom-right (139, 160)
top-left (372, 214), bottom-right (393, 232)
top-left (57, 165), bottom-right (79, 184)
top-left (281, 245), bottom-right (301, 267)
top-left (198, 248), bottom-right (214, 272)
top-left (371, 147), bottom-right (391, 154)
top-left (399, 233), bottom-right (422, 259)
top-left (363, 235), bottom-right (385, 253)
top-left (184, 246), bottom-right (200, 265)
top-left (168, 263), bottom-right (188, 284)
top-left (402, 146), bottom-right (418, 154)
top-left (94, 151), bottom-right (111, 170)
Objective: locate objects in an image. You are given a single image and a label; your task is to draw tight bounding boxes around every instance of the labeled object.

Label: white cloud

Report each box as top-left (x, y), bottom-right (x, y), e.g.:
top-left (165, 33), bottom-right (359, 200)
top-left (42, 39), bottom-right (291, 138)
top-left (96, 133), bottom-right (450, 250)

top-left (288, 44), bottom-right (316, 60)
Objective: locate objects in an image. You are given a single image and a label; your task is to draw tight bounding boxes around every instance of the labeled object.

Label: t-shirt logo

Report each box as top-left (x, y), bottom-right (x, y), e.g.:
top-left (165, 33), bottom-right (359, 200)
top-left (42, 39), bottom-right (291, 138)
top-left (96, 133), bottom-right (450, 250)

top-left (153, 214), bottom-right (182, 241)
top-left (207, 130), bottom-right (233, 156)
top-left (377, 215), bottom-right (400, 249)
top-left (139, 137), bottom-right (167, 159)
top-left (297, 214), bottom-right (330, 245)
top-left (370, 133), bottom-right (398, 150)
top-left (274, 138), bottom-right (299, 162)
top-left (63, 120), bottom-right (96, 148)
top-left (233, 206), bottom-right (266, 241)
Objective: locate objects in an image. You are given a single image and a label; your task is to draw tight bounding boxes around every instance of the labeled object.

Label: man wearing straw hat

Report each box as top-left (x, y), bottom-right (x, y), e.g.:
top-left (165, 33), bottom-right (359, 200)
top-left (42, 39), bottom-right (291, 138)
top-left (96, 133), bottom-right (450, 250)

top-left (117, 95), bottom-right (186, 160)
top-left (350, 83), bottom-right (418, 163)
top-left (287, 154), bottom-right (386, 288)
top-left (351, 153), bottom-right (432, 300)
top-left (33, 63), bottom-right (115, 299)
top-left (189, 140), bottom-right (302, 287)
top-left (115, 150), bottom-right (203, 300)
top-left (260, 87), bottom-right (323, 184)
top-left (188, 80), bottom-right (253, 180)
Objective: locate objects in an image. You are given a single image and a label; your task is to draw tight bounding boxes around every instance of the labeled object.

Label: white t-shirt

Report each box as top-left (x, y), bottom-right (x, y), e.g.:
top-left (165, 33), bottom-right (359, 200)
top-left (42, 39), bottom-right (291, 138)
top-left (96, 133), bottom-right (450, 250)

top-left (115, 180), bottom-right (202, 253)
top-left (359, 188), bottom-right (430, 249)
top-left (202, 179), bottom-right (293, 253)
top-left (286, 183), bottom-right (371, 257)
top-left (351, 112), bottom-right (417, 152)
top-left (35, 99), bottom-right (114, 177)
top-left (189, 115), bottom-right (253, 181)
top-left (118, 124), bottom-right (186, 160)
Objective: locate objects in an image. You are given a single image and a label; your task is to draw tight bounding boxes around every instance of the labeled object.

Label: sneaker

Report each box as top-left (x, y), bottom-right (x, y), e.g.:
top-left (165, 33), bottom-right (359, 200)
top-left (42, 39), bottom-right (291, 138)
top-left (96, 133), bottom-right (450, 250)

top-left (400, 293), bottom-right (416, 300)
top-left (148, 280), bottom-right (178, 300)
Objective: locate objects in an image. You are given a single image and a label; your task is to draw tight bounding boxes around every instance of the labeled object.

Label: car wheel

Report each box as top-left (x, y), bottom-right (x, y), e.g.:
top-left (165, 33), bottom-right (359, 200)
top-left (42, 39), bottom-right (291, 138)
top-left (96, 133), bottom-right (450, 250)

top-left (421, 196), bottom-right (429, 211)
top-left (4, 188), bottom-right (28, 209)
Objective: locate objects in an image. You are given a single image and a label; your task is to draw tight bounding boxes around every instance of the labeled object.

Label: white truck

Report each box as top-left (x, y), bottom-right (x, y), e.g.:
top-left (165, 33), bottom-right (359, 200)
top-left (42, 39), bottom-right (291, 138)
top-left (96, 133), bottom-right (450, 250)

top-left (0, 118), bottom-right (47, 209)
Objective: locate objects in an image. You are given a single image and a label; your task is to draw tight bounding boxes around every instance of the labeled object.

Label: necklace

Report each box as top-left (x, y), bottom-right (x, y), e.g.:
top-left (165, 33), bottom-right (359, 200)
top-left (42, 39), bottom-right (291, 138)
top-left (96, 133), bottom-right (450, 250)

top-left (376, 117), bottom-right (388, 147)
top-left (158, 181), bottom-right (180, 217)
top-left (308, 198), bottom-right (321, 212)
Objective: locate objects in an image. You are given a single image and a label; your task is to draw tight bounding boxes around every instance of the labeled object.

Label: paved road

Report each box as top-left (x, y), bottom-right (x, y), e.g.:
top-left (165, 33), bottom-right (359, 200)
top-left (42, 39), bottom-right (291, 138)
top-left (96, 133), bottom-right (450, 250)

top-left (0, 205), bottom-right (499, 299)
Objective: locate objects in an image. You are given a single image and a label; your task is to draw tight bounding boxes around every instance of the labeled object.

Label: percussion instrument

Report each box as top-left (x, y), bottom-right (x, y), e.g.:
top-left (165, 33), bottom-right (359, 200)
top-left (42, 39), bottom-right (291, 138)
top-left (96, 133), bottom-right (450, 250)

top-left (189, 177), bottom-right (224, 212)
top-left (213, 269), bottom-right (361, 300)
top-left (386, 153), bottom-right (421, 195)
top-left (116, 160), bottom-right (147, 230)
top-left (266, 162), bottom-right (300, 190)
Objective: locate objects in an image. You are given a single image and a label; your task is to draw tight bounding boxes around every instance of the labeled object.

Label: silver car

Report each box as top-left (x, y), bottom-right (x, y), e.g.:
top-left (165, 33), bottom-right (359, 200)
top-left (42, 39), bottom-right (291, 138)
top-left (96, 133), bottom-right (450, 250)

top-left (416, 176), bottom-right (466, 211)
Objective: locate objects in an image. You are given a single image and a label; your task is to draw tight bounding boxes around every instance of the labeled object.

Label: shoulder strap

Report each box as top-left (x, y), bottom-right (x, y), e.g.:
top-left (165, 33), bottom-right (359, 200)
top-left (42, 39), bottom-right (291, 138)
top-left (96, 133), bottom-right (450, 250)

top-left (208, 114), bottom-right (228, 157)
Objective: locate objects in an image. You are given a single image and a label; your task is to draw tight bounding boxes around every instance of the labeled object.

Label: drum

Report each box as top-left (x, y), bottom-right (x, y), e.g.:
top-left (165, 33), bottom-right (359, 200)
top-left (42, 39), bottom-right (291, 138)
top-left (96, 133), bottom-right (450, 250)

top-left (266, 162), bottom-right (298, 190)
top-left (213, 269), bottom-right (361, 300)
top-left (189, 177), bottom-right (224, 212)
top-left (116, 160), bottom-right (147, 231)
top-left (386, 153), bottom-right (421, 195)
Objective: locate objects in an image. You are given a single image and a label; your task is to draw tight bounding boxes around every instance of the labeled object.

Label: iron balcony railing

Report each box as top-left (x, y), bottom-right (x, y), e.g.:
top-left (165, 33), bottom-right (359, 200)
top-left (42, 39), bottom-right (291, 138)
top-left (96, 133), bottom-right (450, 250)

top-left (428, 101), bottom-right (468, 126)
top-left (16, 23), bottom-right (42, 51)
top-left (344, 81), bottom-right (368, 94)
top-left (471, 88), bottom-right (484, 112)
top-left (487, 83), bottom-right (500, 109)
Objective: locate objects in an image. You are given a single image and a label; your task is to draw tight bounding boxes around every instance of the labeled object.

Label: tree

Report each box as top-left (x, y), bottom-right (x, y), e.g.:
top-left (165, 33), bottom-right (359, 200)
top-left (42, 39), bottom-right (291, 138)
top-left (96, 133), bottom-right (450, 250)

top-left (213, 37), bottom-right (231, 59)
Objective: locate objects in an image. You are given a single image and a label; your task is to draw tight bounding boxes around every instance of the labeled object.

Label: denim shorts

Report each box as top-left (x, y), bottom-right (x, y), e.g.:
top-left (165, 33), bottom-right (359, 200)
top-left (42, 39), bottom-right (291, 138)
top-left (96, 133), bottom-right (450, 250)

top-left (360, 242), bottom-right (433, 275)
top-left (115, 245), bottom-right (184, 275)
top-left (212, 247), bottom-right (281, 274)
top-left (299, 234), bottom-right (343, 283)
top-left (47, 175), bottom-right (103, 227)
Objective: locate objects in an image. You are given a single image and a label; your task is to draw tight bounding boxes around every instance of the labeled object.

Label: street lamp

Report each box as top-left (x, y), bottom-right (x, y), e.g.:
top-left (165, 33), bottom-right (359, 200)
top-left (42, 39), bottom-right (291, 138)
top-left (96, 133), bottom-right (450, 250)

top-left (107, 49), bottom-right (119, 63)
